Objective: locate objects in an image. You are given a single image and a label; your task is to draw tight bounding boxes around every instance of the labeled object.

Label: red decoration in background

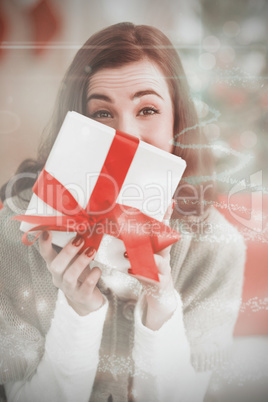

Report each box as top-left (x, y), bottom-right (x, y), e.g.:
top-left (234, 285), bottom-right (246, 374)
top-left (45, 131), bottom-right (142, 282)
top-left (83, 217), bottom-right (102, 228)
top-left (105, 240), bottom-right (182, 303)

top-left (216, 194), bottom-right (268, 336)
top-left (260, 92), bottom-right (268, 109)
top-left (211, 83), bottom-right (247, 107)
top-left (0, 0), bottom-right (61, 60)
top-left (0, 3), bottom-right (8, 59)
top-left (29, 0), bottom-right (61, 55)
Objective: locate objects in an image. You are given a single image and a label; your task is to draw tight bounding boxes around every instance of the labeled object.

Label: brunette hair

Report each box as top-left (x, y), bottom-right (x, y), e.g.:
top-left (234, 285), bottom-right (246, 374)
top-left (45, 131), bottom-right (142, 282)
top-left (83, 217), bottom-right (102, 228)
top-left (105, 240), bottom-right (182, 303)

top-left (1, 22), bottom-right (215, 215)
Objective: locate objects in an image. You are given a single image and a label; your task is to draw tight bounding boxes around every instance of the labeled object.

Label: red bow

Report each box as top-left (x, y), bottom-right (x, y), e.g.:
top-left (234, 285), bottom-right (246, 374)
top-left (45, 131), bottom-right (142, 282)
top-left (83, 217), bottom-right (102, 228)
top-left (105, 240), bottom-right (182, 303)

top-left (13, 130), bottom-right (180, 281)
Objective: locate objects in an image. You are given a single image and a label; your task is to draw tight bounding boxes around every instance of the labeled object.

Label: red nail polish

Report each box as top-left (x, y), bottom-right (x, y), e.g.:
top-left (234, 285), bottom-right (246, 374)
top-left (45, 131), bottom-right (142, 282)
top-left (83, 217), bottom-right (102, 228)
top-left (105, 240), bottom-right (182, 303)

top-left (72, 235), bottom-right (83, 247)
top-left (172, 199), bottom-right (175, 209)
top-left (85, 247), bottom-right (95, 258)
top-left (124, 251), bottom-right (128, 259)
top-left (42, 231), bottom-right (49, 241)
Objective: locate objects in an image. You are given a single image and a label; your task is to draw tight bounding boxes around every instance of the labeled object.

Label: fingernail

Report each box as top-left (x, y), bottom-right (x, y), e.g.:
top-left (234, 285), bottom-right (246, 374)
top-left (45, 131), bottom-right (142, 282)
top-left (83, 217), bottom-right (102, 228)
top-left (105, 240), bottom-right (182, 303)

top-left (128, 269), bottom-right (133, 275)
top-left (42, 231), bottom-right (49, 241)
top-left (124, 251), bottom-right (128, 259)
top-left (172, 199), bottom-right (175, 209)
top-left (85, 247), bottom-right (96, 258)
top-left (72, 234), bottom-right (84, 247)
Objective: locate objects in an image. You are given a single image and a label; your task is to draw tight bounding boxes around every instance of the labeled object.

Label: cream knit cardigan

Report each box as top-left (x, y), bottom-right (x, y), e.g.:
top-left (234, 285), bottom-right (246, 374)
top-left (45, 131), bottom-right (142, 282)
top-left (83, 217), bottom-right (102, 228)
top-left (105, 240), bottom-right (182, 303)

top-left (0, 191), bottom-right (246, 401)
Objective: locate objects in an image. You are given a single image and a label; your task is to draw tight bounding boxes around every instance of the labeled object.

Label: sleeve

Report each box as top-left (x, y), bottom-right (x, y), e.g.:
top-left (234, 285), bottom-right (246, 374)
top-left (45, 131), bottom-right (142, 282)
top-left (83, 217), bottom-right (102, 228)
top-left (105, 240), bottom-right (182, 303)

top-left (132, 291), bottom-right (211, 402)
top-left (131, 208), bottom-right (245, 401)
top-left (0, 200), bottom-right (108, 401)
top-left (4, 290), bottom-right (108, 402)
top-left (0, 204), bottom-right (48, 386)
top-left (172, 208), bottom-right (246, 371)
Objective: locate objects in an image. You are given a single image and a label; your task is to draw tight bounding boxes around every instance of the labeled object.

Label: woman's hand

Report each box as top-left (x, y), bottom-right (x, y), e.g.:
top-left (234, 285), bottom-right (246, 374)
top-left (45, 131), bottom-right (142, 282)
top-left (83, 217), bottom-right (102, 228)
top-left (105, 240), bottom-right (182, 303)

top-left (39, 232), bottom-right (105, 316)
top-left (130, 201), bottom-right (178, 330)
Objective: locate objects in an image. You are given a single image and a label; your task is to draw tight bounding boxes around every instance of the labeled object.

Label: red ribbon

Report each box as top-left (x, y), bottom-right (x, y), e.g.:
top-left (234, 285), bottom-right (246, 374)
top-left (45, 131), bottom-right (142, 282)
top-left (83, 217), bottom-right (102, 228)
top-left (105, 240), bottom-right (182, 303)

top-left (13, 130), bottom-right (180, 281)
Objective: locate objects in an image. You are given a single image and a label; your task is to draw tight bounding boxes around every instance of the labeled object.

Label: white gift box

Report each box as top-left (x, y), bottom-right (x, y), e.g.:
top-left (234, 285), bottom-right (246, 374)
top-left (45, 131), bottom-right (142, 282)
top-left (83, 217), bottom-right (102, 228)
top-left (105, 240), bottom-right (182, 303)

top-left (20, 111), bottom-right (186, 272)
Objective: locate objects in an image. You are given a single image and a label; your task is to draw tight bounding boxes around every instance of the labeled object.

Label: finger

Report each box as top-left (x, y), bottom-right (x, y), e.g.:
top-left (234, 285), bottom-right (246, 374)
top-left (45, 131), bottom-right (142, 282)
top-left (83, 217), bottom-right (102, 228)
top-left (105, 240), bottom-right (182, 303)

top-left (163, 199), bottom-right (175, 222)
top-left (154, 253), bottom-right (170, 275)
top-left (79, 267), bottom-right (104, 312)
top-left (157, 243), bottom-right (172, 259)
top-left (39, 231), bottom-right (58, 265)
top-left (63, 247), bottom-right (96, 288)
top-left (48, 234), bottom-right (85, 278)
top-left (79, 266), bottom-right (102, 293)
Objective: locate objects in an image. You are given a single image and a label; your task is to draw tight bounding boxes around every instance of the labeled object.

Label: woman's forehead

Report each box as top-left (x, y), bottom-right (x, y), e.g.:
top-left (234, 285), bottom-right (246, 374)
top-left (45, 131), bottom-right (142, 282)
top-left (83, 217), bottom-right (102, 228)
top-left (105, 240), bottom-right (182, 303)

top-left (87, 59), bottom-right (169, 94)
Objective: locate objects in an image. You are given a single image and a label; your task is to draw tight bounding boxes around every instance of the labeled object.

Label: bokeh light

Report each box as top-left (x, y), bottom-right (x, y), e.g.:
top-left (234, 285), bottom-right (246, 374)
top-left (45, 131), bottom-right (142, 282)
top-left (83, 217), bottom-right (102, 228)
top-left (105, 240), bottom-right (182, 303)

top-left (223, 20), bottom-right (240, 37)
top-left (218, 46), bottom-right (236, 65)
top-left (203, 123), bottom-right (221, 141)
top-left (240, 130), bottom-right (258, 149)
top-left (199, 52), bottom-right (216, 70)
top-left (0, 111), bottom-right (20, 134)
top-left (203, 35), bottom-right (221, 53)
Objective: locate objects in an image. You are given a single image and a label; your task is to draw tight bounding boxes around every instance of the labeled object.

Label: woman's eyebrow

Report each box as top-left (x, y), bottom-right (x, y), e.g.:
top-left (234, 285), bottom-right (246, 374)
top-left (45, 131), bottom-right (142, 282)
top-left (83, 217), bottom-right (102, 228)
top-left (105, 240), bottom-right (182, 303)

top-left (87, 89), bottom-right (163, 103)
top-left (132, 90), bottom-right (164, 100)
top-left (87, 93), bottom-right (113, 103)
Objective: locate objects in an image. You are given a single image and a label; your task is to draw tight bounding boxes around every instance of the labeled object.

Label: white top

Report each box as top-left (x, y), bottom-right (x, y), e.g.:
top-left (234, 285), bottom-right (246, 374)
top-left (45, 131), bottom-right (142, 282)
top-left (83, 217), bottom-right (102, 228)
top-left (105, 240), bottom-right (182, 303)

top-left (5, 288), bottom-right (209, 402)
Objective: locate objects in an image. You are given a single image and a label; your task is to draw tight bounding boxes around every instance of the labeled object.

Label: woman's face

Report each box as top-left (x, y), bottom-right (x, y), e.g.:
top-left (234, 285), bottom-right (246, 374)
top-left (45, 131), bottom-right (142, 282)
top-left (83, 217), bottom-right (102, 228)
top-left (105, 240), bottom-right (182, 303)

top-left (86, 59), bottom-right (174, 153)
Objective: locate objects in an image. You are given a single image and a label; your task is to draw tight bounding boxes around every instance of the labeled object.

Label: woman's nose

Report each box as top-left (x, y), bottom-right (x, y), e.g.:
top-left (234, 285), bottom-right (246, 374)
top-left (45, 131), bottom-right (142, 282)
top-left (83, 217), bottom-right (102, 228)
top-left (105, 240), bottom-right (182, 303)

top-left (116, 116), bottom-right (142, 140)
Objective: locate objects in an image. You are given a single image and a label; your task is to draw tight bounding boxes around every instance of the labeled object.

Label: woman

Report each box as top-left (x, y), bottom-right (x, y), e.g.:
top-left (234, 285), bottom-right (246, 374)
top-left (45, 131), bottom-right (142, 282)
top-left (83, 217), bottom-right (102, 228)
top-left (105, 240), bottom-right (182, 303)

top-left (0, 22), bottom-right (245, 401)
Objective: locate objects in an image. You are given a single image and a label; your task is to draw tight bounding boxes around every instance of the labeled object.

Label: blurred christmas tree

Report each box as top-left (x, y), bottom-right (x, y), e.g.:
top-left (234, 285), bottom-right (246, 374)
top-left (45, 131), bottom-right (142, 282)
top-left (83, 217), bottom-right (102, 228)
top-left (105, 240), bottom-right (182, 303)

top-left (186, 0), bottom-right (268, 193)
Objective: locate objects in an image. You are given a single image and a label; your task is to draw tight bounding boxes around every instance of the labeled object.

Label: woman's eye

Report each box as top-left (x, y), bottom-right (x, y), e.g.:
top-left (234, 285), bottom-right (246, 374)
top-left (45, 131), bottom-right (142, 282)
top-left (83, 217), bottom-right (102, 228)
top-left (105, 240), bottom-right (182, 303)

top-left (138, 107), bottom-right (159, 116)
top-left (91, 110), bottom-right (112, 119)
